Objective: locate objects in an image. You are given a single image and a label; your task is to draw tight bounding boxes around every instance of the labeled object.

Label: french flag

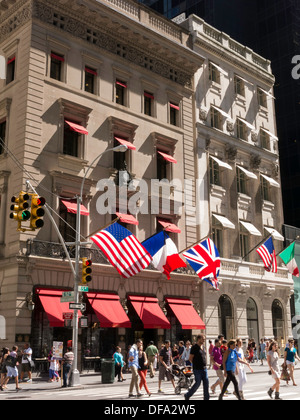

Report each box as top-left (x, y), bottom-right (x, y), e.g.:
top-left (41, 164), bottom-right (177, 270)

top-left (142, 231), bottom-right (186, 279)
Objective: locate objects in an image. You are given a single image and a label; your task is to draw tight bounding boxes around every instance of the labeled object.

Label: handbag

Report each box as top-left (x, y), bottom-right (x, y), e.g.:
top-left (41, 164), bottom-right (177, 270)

top-left (280, 364), bottom-right (290, 381)
top-left (29, 359), bottom-right (35, 369)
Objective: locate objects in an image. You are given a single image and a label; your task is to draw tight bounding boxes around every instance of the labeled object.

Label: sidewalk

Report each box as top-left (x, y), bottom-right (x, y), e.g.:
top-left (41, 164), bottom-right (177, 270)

top-left (6, 360), bottom-right (299, 394)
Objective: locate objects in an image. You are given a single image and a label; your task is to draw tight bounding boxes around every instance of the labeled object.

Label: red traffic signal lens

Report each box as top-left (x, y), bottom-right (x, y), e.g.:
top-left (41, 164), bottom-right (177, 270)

top-left (85, 259), bottom-right (92, 267)
top-left (36, 197), bottom-right (46, 206)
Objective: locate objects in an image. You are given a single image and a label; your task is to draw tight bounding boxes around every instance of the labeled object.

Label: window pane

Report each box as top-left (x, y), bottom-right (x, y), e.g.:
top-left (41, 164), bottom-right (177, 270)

top-left (63, 125), bottom-right (79, 157)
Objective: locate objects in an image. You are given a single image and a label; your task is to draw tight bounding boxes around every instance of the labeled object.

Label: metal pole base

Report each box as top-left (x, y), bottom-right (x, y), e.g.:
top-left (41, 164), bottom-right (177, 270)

top-left (70, 369), bottom-right (81, 387)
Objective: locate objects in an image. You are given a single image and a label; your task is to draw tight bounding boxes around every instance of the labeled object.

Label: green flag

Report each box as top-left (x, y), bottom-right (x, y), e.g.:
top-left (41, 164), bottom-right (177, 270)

top-left (279, 242), bottom-right (299, 277)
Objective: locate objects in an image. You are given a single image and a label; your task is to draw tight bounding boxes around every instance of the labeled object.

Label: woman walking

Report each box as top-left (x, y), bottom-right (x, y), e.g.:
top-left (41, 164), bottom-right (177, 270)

top-left (113, 346), bottom-right (126, 382)
top-left (218, 339), bottom-right (251, 400)
top-left (267, 341), bottom-right (282, 400)
top-left (236, 338), bottom-right (253, 400)
top-left (284, 338), bottom-right (300, 386)
top-left (138, 344), bottom-right (151, 396)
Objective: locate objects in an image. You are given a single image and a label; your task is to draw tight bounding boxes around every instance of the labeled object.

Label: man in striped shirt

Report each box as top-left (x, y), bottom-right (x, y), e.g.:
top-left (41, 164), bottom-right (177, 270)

top-left (62, 347), bottom-right (74, 388)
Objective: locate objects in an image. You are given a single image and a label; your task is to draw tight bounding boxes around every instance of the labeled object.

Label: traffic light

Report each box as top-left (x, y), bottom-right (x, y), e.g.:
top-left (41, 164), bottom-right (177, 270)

top-left (10, 192), bottom-right (31, 226)
top-left (82, 258), bottom-right (92, 284)
top-left (30, 194), bottom-right (46, 230)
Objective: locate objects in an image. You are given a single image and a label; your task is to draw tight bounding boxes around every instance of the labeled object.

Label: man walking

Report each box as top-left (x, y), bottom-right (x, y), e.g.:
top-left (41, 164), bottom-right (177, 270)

top-left (128, 339), bottom-right (143, 398)
top-left (145, 341), bottom-right (158, 378)
top-left (20, 343), bottom-right (33, 383)
top-left (158, 340), bottom-right (175, 393)
top-left (62, 346), bottom-right (74, 388)
top-left (184, 334), bottom-right (209, 400)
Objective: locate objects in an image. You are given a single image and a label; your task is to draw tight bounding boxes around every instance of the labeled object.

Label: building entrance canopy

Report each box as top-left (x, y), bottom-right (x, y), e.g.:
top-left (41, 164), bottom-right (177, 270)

top-left (128, 295), bottom-right (170, 329)
top-left (87, 293), bottom-right (131, 328)
top-left (165, 297), bottom-right (206, 330)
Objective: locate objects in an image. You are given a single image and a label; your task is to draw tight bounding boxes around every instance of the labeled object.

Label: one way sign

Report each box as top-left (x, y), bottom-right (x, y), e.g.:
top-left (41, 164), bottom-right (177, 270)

top-left (69, 302), bottom-right (86, 312)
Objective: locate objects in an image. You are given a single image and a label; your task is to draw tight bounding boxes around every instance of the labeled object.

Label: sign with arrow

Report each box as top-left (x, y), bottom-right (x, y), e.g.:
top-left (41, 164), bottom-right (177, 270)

top-left (69, 302), bottom-right (86, 312)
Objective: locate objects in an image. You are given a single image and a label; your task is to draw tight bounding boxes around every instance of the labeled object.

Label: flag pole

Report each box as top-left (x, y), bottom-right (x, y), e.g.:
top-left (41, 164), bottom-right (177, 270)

top-left (86, 217), bottom-right (120, 239)
top-left (178, 234), bottom-right (210, 255)
top-left (241, 233), bottom-right (273, 261)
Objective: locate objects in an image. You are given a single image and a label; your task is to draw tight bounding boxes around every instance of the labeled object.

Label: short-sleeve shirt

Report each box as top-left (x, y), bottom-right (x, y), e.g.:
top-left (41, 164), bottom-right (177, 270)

top-left (159, 346), bottom-right (172, 367)
top-left (211, 346), bottom-right (223, 370)
top-left (285, 347), bottom-right (297, 363)
top-left (190, 344), bottom-right (206, 370)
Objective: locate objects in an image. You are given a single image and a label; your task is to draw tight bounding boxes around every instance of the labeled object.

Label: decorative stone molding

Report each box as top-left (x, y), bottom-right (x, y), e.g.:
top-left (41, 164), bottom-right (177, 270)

top-left (199, 108), bottom-right (208, 122)
top-left (225, 145), bottom-right (237, 161)
top-left (226, 120), bottom-right (235, 135)
top-left (251, 131), bottom-right (258, 143)
top-left (250, 153), bottom-right (261, 170)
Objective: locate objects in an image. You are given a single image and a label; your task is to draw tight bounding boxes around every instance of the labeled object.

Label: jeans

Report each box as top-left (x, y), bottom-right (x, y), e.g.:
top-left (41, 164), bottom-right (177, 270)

top-left (63, 363), bottom-right (72, 387)
top-left (185, 369), bottom-right (209, 400)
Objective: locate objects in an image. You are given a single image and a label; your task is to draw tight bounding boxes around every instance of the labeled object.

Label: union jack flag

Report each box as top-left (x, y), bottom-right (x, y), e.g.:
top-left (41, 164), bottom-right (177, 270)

top-left (90, 222), bottom-right (152, 278)
top-left (183, 238), bottom-right (221, 290)
top-left (256, 237), bottom-right (277, 273)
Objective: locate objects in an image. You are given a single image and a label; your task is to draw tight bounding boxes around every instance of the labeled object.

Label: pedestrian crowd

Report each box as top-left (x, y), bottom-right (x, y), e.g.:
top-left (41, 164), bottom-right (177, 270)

top-left (119, 335), bottom-right (300, 400)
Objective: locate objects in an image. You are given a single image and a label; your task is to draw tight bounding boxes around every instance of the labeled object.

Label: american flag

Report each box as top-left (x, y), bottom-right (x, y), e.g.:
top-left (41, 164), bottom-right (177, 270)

top-left (256, 237), bottom-right (277, 273)
top-left (90, 223), bottom-right (152, 278)
top-left (183, 238), bottom-right (221, 290)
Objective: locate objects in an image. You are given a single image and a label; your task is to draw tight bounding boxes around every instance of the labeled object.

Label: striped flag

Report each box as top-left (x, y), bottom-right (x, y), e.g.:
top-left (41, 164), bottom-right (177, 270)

top-left (90, 222), bottom-right (152, 278)
top-left (256, 237), bottom-right (277, 273)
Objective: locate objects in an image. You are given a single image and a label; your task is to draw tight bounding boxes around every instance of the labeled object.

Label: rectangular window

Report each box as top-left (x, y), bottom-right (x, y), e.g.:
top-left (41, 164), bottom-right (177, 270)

top-left (144, 91), bottom-right (154, 116)
top-left (59, 201), bottom-right (76, 242)
top-left (211, 107), bottom-right (222, 130)
top-left (0, 120), bottom-right (6, 155)
top-left (116, 80), bottom-right (127, 106)
top-left (212, 226), bottom-right (223, 257)
top-left (6, 56), bottom-right (15, 85)
top-left (234, 75), bottom-right (245, 97)
top-left (209, 62), bottom-right (220, 84)
top-left (113, 137), bottom-right (127, 171)
top-left (260, 129), bottom-right (270, 150)
top-left (258, 88), bottom-right (267, 108)
top-left (236, 167), bottom-right (247, 195)
top-left (240, 232), bottom-right (249, 261)
top-left (157, 151), bottom-right (169, 181)
top-left (237, 118), bottom-right (247, 141)
top-left (63, 121), bottom-right (80, 157)
top-left (84, 67), bottom-right (97, 94)
top-left (50, 52), bottom-right (64, 81)
top-left (260, 176), bottom-right (270, 201)
top-left (209, 157), bottom-right (221, 186)
top-left (169, 102), bottom-right (179, 126)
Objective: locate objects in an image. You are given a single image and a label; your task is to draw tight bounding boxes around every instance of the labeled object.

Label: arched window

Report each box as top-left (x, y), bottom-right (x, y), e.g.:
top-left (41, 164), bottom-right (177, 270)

top-left (272, 299), bottom-right (284, 342)
top-left (218, 295), bottom-right (234, 339)
top-left (247, 298), bottom-right (259, 344)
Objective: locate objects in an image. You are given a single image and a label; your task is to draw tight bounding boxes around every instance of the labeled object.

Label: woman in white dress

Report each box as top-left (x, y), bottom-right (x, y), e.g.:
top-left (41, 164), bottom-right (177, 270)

top-left (267, 341), bottom-right (282, 400)
top-left (235, 338), bottom-right (253, 400)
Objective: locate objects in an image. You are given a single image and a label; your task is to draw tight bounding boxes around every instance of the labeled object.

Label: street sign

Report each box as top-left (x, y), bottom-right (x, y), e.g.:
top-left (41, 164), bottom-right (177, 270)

top-left (69, 302), bottom-right (86, 312)
top-left (61, 291), bottom-right (75, 303)
top-left (63, 312), bottom-right (73, 320)
top-left (79, 316), bottom-right (88, 328)
top-left (78, 285), bottom-right (89, 292)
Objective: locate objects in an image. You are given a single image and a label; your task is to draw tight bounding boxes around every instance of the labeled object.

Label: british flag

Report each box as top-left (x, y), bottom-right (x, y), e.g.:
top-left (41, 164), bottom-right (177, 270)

top-left (183, 238), bottom-right (221, 290)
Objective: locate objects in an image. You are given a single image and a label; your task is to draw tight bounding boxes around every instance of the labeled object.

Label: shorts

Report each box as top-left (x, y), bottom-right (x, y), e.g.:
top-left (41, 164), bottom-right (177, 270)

top-left (6, 366), bottom-right (18, 378)
top-left (159, 365), bottom-right (173, 381)
top-left (286, 361), bottom-right (295, 366)
top-left (21, 363), bottom-right (31, 373)
top-left (215, 369), bottom-right (225, 382)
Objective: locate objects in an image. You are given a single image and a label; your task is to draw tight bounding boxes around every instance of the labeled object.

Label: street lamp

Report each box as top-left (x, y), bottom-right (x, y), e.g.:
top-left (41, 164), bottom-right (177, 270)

top-left (71, 144), bottom-right (128, 386)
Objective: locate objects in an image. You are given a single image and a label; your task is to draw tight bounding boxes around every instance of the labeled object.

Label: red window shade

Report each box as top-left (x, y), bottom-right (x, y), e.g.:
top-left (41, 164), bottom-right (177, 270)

top-left (144, 92), bottom-right (154, 100)
top-left (128, 295), bottom-right (170, 329)
top-left (158, 219), bottom-right (181, 233)
top-left (51, 53), bottom-right (65, 62)
top-left (116, 212), bottom-right (139, 225)
top-left (65, 120), bottom-right (88, 135)
top-left (165, 297), bottom-right (206, 330)
top-left (114, 137), bottom-right (136, 150)
top-left (170, 102), bottom-right (180, 110)
top-left (7, 57), bottom-right (15, 65)
top-left (85, 67), bottom-right (97, 76)
top-left (116, 80), bottom-right (127, 88)
top-left (87, 293), bottom-right (131, 328)
top-left (61, 199), bottom-right (89, 216)
top-left (157, 151), bottom-right (177, 164)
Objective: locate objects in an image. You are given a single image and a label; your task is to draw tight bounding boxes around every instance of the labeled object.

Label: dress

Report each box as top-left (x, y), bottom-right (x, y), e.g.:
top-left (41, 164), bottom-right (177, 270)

top-left (236, 347), bottom-right (247, 390)
top-left (268, 350), bottom-right (280, 379)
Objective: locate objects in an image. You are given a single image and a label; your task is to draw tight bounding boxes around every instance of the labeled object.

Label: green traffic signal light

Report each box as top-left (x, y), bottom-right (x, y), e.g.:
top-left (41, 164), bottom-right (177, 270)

top-left (9, 192), bottom-right (31, 222)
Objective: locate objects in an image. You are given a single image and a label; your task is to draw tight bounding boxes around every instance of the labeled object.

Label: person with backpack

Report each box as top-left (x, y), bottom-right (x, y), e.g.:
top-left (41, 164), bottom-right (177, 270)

top-left (0, 346), bottom-right (22, 391)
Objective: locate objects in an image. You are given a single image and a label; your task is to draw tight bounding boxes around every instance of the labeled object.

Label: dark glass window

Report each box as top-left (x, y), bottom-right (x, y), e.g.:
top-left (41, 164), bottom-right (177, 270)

top-left (50, 52), bottom-right (64, 81)
top-left (0, 120), bottom-right (6, 155)
top-left (85, 67), bottom-right (97, 94)
top-left (63, 122), bottom-right (79, 157)
top-left (6, 57), bottom-right (15, 85)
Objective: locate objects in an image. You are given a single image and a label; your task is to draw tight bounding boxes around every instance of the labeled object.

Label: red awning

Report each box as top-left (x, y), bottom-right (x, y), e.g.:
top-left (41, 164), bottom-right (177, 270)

top-left (116, 212), bottom-right (139, 225)
top-left (61, 199), bottom-right (89, 216)
top-left (128, 295), bottom-right (170, 329)
top-left (165, 297), bottom-right (206, 330)
top-left (114, 137), bottom-right (136, 151)
top-left (87, 293), bottom-right (131, 328)
top-left (36, 288), bottom-right (81, 327)
top-left (157, 151), bottom-right (177, 164)
top-left (170, 103), bottom-right (180, 111)
top-left (65, 120), bottom-right (88, 135)
top-left (158, 219), bottom-right (181, 234)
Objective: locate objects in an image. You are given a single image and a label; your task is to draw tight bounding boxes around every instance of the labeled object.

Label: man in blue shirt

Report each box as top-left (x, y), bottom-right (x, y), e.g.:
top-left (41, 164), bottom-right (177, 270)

top-left (128, 339), bottom-right (143, 397)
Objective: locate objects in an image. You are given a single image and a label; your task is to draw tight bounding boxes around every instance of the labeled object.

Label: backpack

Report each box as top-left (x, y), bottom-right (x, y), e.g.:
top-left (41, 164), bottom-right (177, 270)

top-left (5, 355), bottom-right (17, 368)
